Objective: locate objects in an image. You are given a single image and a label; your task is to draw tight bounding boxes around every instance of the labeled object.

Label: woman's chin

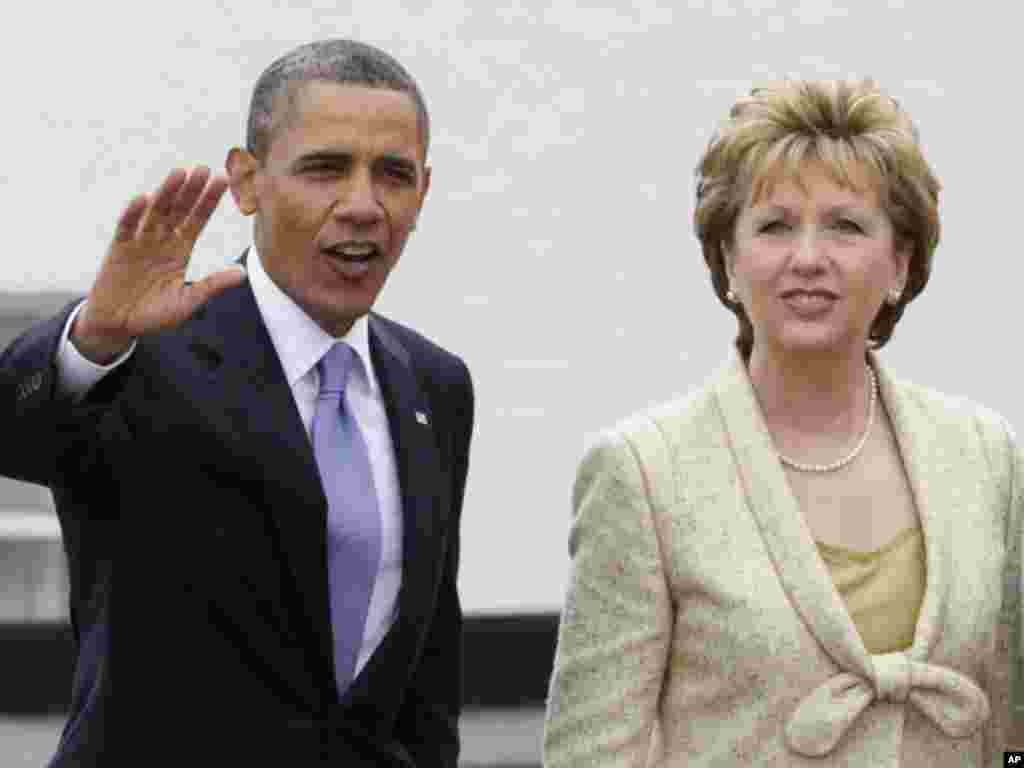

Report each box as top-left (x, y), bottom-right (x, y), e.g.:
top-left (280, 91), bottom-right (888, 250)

top-left (770, 325), bottom-right (855, 357)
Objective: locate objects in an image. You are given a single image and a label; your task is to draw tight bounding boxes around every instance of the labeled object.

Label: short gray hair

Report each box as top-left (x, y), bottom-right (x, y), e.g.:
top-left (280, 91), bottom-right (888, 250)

top-left (245, 39), bottom-right (430, 163)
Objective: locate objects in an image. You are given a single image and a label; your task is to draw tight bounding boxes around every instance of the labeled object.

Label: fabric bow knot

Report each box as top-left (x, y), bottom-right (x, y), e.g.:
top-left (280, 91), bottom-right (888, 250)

top-left (785, 652), bottom-right (990, 757)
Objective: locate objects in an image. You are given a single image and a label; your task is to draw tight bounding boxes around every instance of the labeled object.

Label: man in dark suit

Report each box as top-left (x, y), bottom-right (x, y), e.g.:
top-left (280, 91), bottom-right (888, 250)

top-left (0, 39), bottom-right (473, 766)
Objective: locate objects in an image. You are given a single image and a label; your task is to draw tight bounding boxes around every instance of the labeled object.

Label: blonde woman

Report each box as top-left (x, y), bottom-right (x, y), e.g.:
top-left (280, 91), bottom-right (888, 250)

top-left (544, 80), bottom-right (1024, 766)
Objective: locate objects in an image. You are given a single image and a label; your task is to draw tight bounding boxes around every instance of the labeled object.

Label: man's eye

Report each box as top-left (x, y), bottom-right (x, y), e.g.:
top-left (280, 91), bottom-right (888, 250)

top-left (383, 167), bottom-right (414, 183)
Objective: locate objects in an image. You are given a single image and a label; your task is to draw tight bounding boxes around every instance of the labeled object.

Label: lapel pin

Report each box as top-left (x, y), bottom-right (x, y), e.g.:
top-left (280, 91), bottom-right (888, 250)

top-left (415, 411), bottom-right (429, 426)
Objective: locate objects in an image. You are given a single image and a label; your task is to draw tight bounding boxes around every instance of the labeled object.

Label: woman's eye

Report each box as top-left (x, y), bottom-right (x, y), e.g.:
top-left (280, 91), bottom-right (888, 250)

top-left (834, 218), bottom-right (863, 234)
top-left (758, 220), bottom-right (788, 234)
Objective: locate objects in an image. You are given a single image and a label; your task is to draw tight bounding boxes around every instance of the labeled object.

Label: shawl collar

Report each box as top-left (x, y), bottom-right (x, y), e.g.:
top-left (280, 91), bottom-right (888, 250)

top-left (712, 347), bottom-right (989, 755)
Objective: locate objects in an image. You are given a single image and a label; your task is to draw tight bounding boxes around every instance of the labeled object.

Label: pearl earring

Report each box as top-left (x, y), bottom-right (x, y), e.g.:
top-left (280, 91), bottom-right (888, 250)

top-left (887, 288), bottom-right (902, 305)
top-left (726, 289), bottom-right (737, 303)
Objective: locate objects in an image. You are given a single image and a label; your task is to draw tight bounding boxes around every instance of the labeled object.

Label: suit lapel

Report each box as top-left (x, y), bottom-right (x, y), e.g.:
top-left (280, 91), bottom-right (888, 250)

top-left (370, 317), bottom-right (442, 623)
top-left (872, 357), bottom-right (951, 662)
top-left (714, 347), bottom-right (955, 673)
top-left (185, 275), bottom-right (336, 695)
top-left (184, 269), bottom-right (446, 723)
top-left (713, 350), bottom-right (871, 675)
top-left (341, 316), bottom-right (444, 717)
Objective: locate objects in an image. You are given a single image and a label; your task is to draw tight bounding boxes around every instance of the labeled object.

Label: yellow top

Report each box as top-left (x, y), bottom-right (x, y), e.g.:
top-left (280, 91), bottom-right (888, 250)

top-left (816, 528), bottom-right (926, 655)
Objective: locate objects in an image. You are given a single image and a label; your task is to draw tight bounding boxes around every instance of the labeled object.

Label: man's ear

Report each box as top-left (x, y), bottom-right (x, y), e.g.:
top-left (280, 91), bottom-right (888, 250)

top-left (412, 165), bottom-right (431, 230)
top-left (421, 164), bottom-right (432, 202)
top-left (226, 148), bottom-right (259, 216)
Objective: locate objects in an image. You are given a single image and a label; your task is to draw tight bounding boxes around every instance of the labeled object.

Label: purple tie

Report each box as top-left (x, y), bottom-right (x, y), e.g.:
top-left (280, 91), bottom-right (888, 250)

top-left (311, 343), bottom-right (382, 695)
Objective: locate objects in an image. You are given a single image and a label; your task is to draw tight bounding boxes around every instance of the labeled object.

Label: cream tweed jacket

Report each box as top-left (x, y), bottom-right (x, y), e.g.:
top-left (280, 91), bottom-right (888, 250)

top-left (544, 350), bottom-right (1024, 767)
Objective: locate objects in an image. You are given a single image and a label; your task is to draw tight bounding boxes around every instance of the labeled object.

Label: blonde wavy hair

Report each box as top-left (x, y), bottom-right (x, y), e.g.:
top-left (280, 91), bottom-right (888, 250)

top-left (694, 79), bottom-right (940, 358)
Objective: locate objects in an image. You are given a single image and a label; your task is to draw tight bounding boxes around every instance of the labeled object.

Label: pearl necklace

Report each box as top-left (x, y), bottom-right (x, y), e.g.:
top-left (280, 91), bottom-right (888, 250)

top-left (777, 366), bottom-right (877, 473)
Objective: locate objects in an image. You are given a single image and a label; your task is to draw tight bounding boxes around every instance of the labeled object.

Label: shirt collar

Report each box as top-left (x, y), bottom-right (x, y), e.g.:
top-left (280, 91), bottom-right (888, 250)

top-left (247, 245), bottom-right (380, 393)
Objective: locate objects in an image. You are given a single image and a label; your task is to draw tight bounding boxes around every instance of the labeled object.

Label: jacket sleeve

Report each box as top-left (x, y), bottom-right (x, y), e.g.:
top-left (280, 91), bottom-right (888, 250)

top-left (981, 412), bottom-right (1024, 759)
top-left (1, 300), bottom-right (91, 486)
top-left (0, 300), bottom-right (131, 498)
top-left (543, 426), bottom-right (672, 768)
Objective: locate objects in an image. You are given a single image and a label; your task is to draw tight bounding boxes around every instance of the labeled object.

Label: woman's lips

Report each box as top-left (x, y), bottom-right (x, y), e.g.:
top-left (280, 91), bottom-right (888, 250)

top-left (781, 291), bottom-right (838, 316)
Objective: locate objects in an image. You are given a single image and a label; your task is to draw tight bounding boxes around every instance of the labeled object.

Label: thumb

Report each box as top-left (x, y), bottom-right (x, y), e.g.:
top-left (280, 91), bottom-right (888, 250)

top-left (188, 264), bottom-right (248, 308)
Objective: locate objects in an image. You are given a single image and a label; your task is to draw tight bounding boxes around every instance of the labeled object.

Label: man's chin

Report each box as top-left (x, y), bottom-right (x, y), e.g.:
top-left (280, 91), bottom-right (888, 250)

top-left (291, 270), bottom-right (388, 336)
top-left (324, 298), bottom-right (377, 337)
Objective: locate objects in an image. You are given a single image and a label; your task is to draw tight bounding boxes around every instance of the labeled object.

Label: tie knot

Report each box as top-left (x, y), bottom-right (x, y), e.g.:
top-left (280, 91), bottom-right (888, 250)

top-left (318, 343), bottom-right (357, 396)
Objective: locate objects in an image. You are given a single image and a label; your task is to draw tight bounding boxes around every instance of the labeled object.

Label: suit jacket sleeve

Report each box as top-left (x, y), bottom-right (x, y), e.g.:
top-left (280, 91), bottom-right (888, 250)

top-left (980, 410), bottom-right (1024, 756)
top-left (543, 426), bottom-right (673, 768)
top-left (0, 300), bottom-right (129, 494)
top-left (394, 355), bottom-right (474, 768)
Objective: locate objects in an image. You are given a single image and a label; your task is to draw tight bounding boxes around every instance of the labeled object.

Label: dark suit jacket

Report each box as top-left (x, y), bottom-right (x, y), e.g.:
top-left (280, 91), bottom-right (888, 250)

top-left (0, 267), bottom-right (474, 767)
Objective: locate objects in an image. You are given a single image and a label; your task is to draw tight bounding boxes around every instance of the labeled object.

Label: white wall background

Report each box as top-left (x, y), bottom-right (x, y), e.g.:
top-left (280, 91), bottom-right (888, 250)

top-left (4, 0), bottom-right (1017, 614)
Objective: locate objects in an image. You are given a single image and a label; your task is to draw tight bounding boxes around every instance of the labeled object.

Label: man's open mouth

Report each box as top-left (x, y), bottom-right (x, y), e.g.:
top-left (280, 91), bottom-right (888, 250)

top-left (323, 242), bottom-right (380, 262)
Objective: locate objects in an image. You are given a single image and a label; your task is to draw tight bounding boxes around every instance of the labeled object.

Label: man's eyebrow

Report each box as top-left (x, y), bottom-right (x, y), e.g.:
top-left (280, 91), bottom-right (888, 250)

top-left (377, 154), bottom-right (418, 173)
top-left (291, 150), bottom-right (418, 174)
top-left (292, 149), bottom-right (353, 167)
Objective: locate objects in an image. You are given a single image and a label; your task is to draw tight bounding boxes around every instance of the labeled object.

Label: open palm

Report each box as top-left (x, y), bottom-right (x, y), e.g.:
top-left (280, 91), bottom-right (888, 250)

top-left (80, 167), bottom-right (247, 341)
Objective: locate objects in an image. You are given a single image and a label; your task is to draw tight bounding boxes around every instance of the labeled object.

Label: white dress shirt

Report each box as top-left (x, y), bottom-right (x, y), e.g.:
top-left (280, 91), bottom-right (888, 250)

top-left (55, 248), bottom-right (403, 680)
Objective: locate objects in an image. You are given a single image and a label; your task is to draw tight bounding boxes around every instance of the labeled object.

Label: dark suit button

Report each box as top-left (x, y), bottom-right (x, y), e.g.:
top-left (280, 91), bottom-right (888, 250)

top-left (214, 526), bottom-right (226, 539)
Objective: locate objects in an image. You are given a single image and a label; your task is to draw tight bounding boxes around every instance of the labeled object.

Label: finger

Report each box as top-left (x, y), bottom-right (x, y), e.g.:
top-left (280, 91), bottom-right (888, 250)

top-left (177, 176), bottom-right (229, 243)
top-left (163, 167), bottom-right (211, 235)
top-left (114, 195), bottom-right (150, 242)
top-left (186, 264), bottom-right (248, 309)
top-left (138, 169), bottom-right (188, 237)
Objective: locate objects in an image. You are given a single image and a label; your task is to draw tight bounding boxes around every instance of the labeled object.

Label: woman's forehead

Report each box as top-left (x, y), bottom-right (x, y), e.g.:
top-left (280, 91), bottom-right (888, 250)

top-left (747, 160), bottom-right (882, 208)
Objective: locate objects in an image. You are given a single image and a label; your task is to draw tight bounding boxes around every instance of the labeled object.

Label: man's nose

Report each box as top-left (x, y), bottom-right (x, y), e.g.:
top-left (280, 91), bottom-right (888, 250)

top-left (333, 169), bottom-right (382, 225)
